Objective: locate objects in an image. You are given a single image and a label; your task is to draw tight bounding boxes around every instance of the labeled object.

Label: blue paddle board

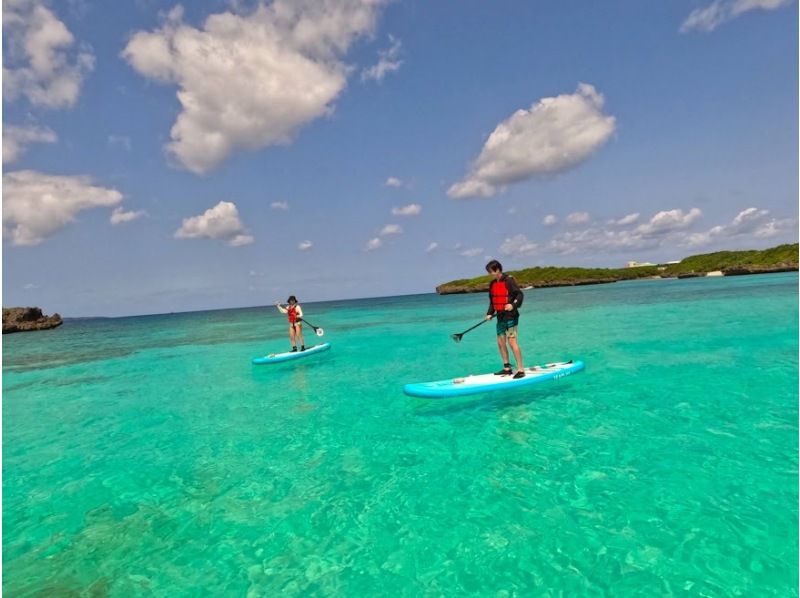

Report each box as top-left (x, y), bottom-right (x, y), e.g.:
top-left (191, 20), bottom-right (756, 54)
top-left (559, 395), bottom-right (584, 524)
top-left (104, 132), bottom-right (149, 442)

top-left (252, 342), bottom-right (331, 364)
top-left (403, 360), bottom-right (584, 398)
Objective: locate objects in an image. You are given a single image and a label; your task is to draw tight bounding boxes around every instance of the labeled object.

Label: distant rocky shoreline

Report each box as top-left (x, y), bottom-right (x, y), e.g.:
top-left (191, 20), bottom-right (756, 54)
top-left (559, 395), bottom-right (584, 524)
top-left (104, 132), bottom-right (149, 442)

top-left (2, 307), bottom-right (63, 334)
top-left (437, 265), bottom-right (797, 294)
top-left (437, 277), bottom-right (622, 294)
top-left (672, 265), bottom-right (798, 280)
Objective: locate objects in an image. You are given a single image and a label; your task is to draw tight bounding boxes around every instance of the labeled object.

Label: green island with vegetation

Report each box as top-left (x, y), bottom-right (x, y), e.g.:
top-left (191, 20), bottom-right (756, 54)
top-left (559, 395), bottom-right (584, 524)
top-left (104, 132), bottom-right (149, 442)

top-left (436, 243), bottom-right (799, 294)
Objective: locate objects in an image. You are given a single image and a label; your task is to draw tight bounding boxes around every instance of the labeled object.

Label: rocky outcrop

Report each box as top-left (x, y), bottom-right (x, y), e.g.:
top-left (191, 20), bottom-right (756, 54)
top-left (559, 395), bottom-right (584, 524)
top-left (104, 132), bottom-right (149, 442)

top-left (436, 278), bottom-right (621, 295)
top-left (722, 265), bottom-right (798, 276)
top-left (677, 266), bottom-right (797, 279)
top-left (3, 307), bottom-right (63, 334)
top-left (437, 266), bottom-right (799, 293)
top-left (435, 282), bottom-right (490, 294)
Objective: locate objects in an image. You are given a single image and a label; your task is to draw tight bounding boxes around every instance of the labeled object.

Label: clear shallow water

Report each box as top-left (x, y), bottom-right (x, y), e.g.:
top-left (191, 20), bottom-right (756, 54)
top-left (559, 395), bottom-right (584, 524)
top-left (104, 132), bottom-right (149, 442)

top-left (3, 274), bottom-right (797, 596)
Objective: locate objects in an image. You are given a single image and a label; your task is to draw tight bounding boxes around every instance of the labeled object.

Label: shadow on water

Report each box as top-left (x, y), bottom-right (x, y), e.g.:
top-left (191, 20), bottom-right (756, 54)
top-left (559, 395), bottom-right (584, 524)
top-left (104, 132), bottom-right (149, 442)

top-left (5, 332), bottom-right (286, 374)
top-left (3, 374), bottom-right (113, 393)
top-left (249, 362), bottom-right (333, 416)
top-left (249, 353), bottom-right (334, 380)
top-left (412, 384), bottom-right (575, 417)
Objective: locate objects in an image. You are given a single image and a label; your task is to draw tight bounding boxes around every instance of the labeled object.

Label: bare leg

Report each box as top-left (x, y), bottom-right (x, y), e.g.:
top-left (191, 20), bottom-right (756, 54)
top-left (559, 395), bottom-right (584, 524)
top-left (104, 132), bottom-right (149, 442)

top-left (496, 334), bottom-right (510, 365)
top-left (508, 336), bottom-right (524, 371)
top-left (289, 325), bottom-right (296, 348)
top-left (296, 324), bottom-right (305, 348)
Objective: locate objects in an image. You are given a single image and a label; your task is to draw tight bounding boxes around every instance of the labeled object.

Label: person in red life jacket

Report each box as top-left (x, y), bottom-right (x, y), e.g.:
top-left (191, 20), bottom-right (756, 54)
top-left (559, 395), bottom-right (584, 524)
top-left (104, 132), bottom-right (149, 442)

top-left (275, 295), bottom-right (305, 352)
top-left (484, 260), bottom-right (525, 378)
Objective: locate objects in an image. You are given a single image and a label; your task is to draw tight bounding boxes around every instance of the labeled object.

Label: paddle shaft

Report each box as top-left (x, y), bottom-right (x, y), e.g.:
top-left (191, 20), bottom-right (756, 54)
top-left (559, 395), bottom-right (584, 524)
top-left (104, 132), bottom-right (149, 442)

top-left (454, 315), bottom-right (493, 339)
top-left (299, 317), bottom-right (320, 331)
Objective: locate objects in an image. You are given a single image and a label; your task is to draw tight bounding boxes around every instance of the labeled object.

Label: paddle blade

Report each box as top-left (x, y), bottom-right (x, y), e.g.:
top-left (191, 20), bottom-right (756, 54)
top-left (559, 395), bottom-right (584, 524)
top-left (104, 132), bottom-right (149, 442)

top-left (451, 333), bottom-right (463, 343)
top-left (315, 328), bottom-right (325, 337)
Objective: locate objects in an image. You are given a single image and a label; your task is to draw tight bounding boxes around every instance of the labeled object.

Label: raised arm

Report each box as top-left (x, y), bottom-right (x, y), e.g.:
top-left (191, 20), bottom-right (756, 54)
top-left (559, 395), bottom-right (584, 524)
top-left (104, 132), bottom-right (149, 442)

top-left (275, 302), bottom-right (288, 314)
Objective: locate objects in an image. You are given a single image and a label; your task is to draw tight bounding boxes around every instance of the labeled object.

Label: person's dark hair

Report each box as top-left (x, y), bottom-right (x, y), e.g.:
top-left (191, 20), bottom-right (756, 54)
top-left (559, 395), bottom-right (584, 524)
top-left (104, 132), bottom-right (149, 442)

top-left (287, 295), bottom-right (298, 304)
top-left (485, 260), bottom-right (503, 273)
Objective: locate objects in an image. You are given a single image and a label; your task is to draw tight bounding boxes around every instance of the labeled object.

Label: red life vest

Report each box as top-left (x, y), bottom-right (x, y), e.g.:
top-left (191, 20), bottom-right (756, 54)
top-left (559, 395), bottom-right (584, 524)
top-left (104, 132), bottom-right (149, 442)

top-left (287, 305), bottom-right (298, 323)
top-left (489, 279), bottom-right (510, 312)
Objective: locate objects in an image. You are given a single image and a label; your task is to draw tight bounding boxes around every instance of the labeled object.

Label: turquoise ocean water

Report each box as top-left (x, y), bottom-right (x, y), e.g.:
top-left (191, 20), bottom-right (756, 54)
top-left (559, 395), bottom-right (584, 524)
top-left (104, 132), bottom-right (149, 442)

top-left (3, 273), bottom-right (798, 596)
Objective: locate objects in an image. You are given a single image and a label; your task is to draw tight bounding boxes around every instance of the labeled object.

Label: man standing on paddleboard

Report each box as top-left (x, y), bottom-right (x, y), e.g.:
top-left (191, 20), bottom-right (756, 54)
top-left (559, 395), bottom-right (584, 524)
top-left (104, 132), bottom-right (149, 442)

top-left (484, 260), bottom-right (525, 378)
top-left (275, 296), bottom-right (305, 352)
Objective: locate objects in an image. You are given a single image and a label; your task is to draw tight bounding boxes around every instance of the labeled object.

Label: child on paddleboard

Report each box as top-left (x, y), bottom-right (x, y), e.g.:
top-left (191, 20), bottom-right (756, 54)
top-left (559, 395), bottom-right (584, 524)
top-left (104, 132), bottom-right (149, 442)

top-left (484, 260), bottom-right (525, 378)
top-left (275, 295), bottom-right (305, 352)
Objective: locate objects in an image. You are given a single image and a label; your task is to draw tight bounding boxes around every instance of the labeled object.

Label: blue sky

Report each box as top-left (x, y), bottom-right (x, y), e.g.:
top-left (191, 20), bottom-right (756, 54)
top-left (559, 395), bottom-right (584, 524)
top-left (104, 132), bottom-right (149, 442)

top-left (3, 0), bottom-right (797, 317)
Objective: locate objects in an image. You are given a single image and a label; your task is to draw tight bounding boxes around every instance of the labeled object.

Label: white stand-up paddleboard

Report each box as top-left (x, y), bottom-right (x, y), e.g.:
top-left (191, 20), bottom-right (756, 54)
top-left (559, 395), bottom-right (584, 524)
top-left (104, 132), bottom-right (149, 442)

top-left (252, 343), bottom-right (331, 364)
top-left (403, 360), bottom-right (584, 398)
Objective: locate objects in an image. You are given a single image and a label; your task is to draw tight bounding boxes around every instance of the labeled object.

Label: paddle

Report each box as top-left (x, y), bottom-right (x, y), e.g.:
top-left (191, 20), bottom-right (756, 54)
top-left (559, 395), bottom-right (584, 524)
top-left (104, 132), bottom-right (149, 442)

top-left (451, 315), bottom-right (493, 343)
top-left (299, 318), bottom-right (325, 337)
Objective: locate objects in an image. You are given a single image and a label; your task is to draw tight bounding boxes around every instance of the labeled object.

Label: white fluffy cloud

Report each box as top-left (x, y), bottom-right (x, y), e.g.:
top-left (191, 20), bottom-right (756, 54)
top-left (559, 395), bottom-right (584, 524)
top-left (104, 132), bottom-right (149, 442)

top-left (380, 223), bottom-right (403, 235)
top-left (298, 239), bottom-right (313, 251)
top-left (685, 207), bottom-right (795, 246)
top-left (448, 83), bottom-right (616, 199)
top-left (500, 234), bottom-right (538, 257)
top-left (566, 211), bottom-right (590, 225)
top-left (546, 207), bottom-right (703, 255)
top-left (365, 237), bottom-right (382, 251)
top-left (3, 0), bottom-right (94, 108)
top-left (548, 228), bottom-right (651, 255)
top-left (611, 212), bottom-right (640, 226)
top-left (229, 234), bottom-right (255, 246)
top-left (3, 170), bottom-right (122, 246)
top-left (2, 124), bottom-right (57, 163)
top-left (680, 0), bottom-right (792, 33)
top-left (361, 34), bottom-right (402, 82)
top-left (391, 204), bottom-right (421, 216)
top-left (175, 200), bottom-right (253, 246)
top-left (110, 206), bottom-right (146, 225)
top-left (123, 2), bottom-right (385, 174)
top-left (270, 201), bottom-right (289, 210)
top-left (529, 206), bottom-right (793, 256)
top-left (543, 214), bottom-right (558, 226)
top-left (385, 176), bottom-right (403, 187)
top-left (425, 241), bottom-right (439, 253)
top-left (752, 218), bottom-right (797, 239)
top-left (635, 208), bottom-right (702, 237)
top-left (460, 247), bottom-right (483, 258)
top-left (365, 221), bottom-right (402, 250)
